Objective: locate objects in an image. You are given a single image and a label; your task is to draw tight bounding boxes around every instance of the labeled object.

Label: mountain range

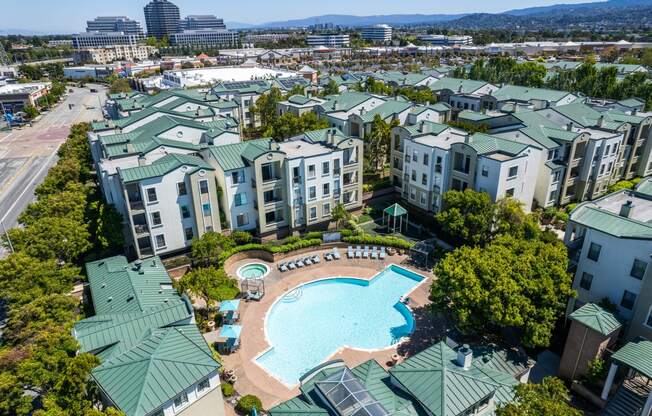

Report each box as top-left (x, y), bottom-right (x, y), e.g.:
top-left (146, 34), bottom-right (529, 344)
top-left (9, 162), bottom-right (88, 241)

top-left (228, 0), bottom-right (652, 29)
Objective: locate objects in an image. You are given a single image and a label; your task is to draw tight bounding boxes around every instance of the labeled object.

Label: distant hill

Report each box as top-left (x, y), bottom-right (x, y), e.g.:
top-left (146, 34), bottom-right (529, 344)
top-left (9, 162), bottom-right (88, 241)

top-left (505, 0), bottom-right (650, 15)
top-left (255, 13), bottom-right (467, 29)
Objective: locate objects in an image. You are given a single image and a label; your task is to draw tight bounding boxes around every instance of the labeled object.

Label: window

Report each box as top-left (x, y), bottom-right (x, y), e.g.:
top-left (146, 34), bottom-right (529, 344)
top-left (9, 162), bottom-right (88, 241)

top-left (323, 183), bottom-right (330, 196)
top-left (412, 150), bottom-right (418, 162)
top-left (508, 166), bottom-right (518, 178)
top-left (547, 150), bottom-right (554, 161)
top-left (505, 188), bottom-right (515, 197)
top-left (579, 272), bottom-right (593, 290)
top-left (548, 191), bottom-right (556, 203)
top-left (199, 180), bottom-right (209, 194)
top-left (309, 207), bottom-right (317, 220)
top-left (231, 170), bottom-right (244, 184)
top-left (150, 211), bottom-right (162, 226)
top-left (646, 307), bottom-right (652, 328)
top-left (322, 161), bottom-right (330, 175)
top-left (605, 145), bottom-right (610, 155)
top-left (620, 290), bottom-right (637, 310)
top-left (323, 203), bottom-right (331, 216)
top-left (411, 170), bottom-right (416, 181)
top-left (181, 205), bottom-right (190, 219)
top-left (435, 156), bottom-right (442, 174)
top-left (587, 242), bottom-right (601, 261)
top-left (309, 186), bottom-right (316, 200)
top-left (234, 193), bottom-right (247, 206)
top-left (333, 159), bottom-right (341, 175)
top-left (236, 213), bottom-right (249, 227)
top-left (410, 188), bottom-right (416, 201)
top-left (453, 152), bottom-right (470, 174)
top-left (177, 182), bottom-right (187, 196)
top-left (630, 259), bottom-right (648, 280)
top-left (292, 166), bottom-right (300, 183)
top-left (422, 174), bottom-right (427, 185)
top-left (202, 203), bottom-right (211, 216)
top-left (146, 187), bottom-right (157, 203)
top-left (263, 190), bottom-right (276, 203)
top-left (423, 154), bottom-right (429, 166)
top-left (308, 164), bottom-right (316, 178)
top-left (155, 234), bottom-right (166, 249)
top-left (184, 227), bottom-right (194, 241)
top-left (599, 164), bottom-right (605, 175)
top-left (198, 378), bottom-right (210, 393)
top-left (420, 193), bottom-right (427, 205)
top-left (552, 171), bottom-right (561, 183)
top-left (173, 392), bottom-right (189, 409)
top-left (481, 166), bottom-right (489, 177)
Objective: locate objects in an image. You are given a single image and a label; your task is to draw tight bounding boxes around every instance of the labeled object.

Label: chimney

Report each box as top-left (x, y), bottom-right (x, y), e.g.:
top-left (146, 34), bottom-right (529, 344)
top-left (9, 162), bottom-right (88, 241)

top-left (597, 115), bottom-right (604, 128)
top-left (419, 120), bottom-right (425, 133)
top-left (456, 344), bottom-right (473, 370)
top-left (566, 122), bottom-right (574, 131)
top-left (333, 100), bottom-right (339, 110)
top-left (360, 107), bottom-right (366, 115)
top-left (133, 260), bottom-right (143, 272)
top-left (619, 200), bottom-right (634, 218)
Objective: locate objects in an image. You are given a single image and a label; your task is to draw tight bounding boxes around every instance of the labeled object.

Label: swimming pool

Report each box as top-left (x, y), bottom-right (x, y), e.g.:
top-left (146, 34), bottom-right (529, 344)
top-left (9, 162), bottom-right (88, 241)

top-left (237, 263), bottom-right (270, 280)
top-left (255, 265), bottom-right (424, 386)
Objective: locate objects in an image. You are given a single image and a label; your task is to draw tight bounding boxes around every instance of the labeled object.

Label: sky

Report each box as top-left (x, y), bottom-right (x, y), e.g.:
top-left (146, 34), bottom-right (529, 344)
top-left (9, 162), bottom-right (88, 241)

top-left (1, 0), bottom-right (603, 33)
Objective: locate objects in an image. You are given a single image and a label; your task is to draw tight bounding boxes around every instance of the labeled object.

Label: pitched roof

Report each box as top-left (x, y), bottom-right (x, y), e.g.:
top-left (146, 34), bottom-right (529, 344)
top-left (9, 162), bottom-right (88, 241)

top-left (92, 325), bottom-right (218, 416)
top-left (389, 342), bottom-right (518, 416)
top-left (636, 178), bottom-right (652, 198)
top-left (552, 102), bottom-right (626, 130)
top-left (612, 338), bottom-right (652, 379)
top-left (320, 92), bottom-right (378, 113)
top-left (358, 99), bottom-right (414, 123)
top-left (492, 84), bottom-right (574, 103)
top-left (569, 201), bottom-right (652, 239)
top-left (467, 133), bottom-right (529, 156)
top-left (569, 303), bottom-right (622, 336)
top-left (118, 154), bottom-right (213, 183)
top-left (430, 78), bottom-right (492, 94)
top-left (402, 121), bottom-right (450, 137)
top-left (208, 138), bottom-right (272, 171)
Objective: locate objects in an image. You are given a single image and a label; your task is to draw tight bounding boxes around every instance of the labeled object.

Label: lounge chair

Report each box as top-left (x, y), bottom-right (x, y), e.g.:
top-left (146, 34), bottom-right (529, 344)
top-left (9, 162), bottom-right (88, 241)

top-left (312, 255), bottom-right (321, 264)
top-left (304, 257), bottom-right (313, 266)
top-left (379, 247), bottom-right (387, 260)
top-left (325, 252), bottom-right (333, 261)
top-left (355, 245), bottom-right (362, 258)
top-left (363, 246), bottom-right (370, 258)
top-left (280, 263), bottom-right (288, 272)
top-left (332, 248), bottom-right (341, 260)
top-left (371, 247), bottom-right (378, 259)
top-left (296, 259), bottom-right (305, 268)
top-left (288, 261), bottom-right (296, 270)
top-left (347, 246), bottom-right (354, 258)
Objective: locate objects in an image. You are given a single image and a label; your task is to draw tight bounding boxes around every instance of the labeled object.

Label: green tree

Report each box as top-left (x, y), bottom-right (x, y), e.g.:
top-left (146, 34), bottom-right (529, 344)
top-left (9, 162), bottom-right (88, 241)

top-left (191, 231), bottom-right (236, 266)
top-left (432, 235), bottom-right (574, 348)
top-left (22, 104), bottom-right (39, 120)
top-left (35, 157), bottom-right (84, 197)
top-left (365, 114), bottom-right (398, 172)
top-left (19, 183), bottom-right (87, 226)
top-left (176, 267), bottom-right (240, 308)
top-left (109, 78), bottom-right (131, 94)
top-left (496, 377), bottom-right (581, 416)
top-left (493, 198), bottom-right (540, 241)
top-left (3, 294), bottom-right (79, 345)
top-left (436, 189), bottom-right (495, 246)
top-left (331, 203), bottom-right (350, 229)
top-left (323, 79), bottom-right (340, 96)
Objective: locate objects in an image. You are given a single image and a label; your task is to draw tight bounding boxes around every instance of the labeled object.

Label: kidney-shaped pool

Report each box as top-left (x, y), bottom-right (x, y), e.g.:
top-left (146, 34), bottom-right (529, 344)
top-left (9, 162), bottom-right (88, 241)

top-left (254, 265), bottom-right (424, 386)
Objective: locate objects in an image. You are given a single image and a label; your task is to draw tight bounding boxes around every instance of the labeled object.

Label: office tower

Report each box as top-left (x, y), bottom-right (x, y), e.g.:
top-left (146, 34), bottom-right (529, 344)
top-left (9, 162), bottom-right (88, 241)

top-left (144, 0), bottom-right (181, 39)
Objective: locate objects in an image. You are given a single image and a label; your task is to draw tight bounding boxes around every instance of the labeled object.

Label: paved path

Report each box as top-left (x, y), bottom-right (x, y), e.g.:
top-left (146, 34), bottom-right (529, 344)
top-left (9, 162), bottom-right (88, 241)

top-left (0, 84), bottom-right (106, 257)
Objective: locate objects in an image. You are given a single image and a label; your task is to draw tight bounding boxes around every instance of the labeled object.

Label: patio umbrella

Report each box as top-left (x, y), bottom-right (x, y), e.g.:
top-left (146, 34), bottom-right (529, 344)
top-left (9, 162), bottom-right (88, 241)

top-left (219, 324), bottom-right (242, 339)
top-left (219, 299), bottom-right (240, 313)
top-left (251, 406), bottom-right (258, 416)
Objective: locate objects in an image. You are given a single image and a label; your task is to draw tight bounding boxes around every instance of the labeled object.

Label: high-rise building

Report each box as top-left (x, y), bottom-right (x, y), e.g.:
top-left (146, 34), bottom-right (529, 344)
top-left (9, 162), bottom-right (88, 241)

top-left (361, 24), bottom-right (393, 43)
top-left (86, 16), bottom-right (144, 36)
top-left (180, 15), bottom-right (226, 30)
top-left (144, 0), bottom-right (181, 40)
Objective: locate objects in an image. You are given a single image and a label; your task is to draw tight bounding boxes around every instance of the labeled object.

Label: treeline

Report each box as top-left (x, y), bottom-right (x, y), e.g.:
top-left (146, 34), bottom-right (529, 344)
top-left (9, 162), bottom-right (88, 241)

top-left (455, 56), bottom-right (652, 109)
top-left (0, 123), bottom-right (124, 416)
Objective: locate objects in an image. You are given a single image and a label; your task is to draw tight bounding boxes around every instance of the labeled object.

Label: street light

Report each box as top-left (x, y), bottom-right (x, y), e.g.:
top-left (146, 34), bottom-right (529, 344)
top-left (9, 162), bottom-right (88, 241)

top-left (0, 219), bottom-right (14, 254)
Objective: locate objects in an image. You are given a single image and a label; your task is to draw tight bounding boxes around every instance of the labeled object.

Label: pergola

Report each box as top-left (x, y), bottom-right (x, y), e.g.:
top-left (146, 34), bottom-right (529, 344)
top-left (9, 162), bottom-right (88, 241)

top-left (409, 240), bottom-right (437, 269)
top-left (383, 203), bottom-right (408, 234)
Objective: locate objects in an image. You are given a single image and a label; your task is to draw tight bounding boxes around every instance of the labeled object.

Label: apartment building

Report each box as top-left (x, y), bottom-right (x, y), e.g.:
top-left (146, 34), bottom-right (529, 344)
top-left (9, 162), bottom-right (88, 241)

top-left (429, 78), bottom-right (499, 112)
top-left (489, 84), bottom-right (579, 111)
top-left (390, 121), bottom-right (468, 213)
top-left (72, 31), bottom-right (141, 49)
top-left (447, 133), bottom-right (542, 211)
top-left (315, 91), bottom-right (386, 132)
top-left (347, 99), bottom-right (414, 139)
top-left (74, 255), bottom-right (225, 416)
top-left (212, 80), bottom-right (271, 128)
top-left (406, 103), bottom-right (452, 125)
top-left (205, 128), bottom-right (363, 238)
top-left (277, 95), bottom-right (326, 117)
top-left (565, 178), bottom-right (652, 341)
top-left (170, 30), bottom-right (239, 47)
top-left (361, 24), bottom-right (393, 43)
top-left (73, 45), bottom-right (157, 64)
top-left (370, 71), bottom-right (438, 88)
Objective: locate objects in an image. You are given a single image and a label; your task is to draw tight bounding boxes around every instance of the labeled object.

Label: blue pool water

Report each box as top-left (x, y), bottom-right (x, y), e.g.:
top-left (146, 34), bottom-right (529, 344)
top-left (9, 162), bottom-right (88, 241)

top-left (255, 265), bottom-right (423, 385)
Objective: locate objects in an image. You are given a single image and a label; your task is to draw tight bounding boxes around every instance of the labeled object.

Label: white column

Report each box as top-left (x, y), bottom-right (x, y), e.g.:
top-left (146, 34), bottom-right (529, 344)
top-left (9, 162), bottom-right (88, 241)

top-left (642, 389), bottom-right (652, 416)
top-left (601, 363), bottom-right (619, 401)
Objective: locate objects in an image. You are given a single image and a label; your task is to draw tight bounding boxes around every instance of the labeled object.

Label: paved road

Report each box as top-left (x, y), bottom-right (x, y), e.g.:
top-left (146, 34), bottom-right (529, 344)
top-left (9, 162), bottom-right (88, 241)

top-left (0, 85), bottom-right (107, 257)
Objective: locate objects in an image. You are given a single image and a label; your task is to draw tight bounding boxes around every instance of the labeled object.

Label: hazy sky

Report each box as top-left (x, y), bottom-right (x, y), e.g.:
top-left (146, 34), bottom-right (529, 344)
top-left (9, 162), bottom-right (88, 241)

top-left (1, 0), bottom-right (603, 33)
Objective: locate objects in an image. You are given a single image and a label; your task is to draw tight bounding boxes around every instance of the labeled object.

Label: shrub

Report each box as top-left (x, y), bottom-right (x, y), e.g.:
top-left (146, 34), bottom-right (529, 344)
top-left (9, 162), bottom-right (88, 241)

top-left (584, 358), bottom-right (607, 388)
top-left (221, 382), bottom-right (235, 397)
top-left (231, 231), bottom-right (253, 245)
top-left (304, 231), bottom-right (324, 240)
top-left (236, 395), bottom-right (263, 414)
top-left (343, 234), bottom-right (413, 250)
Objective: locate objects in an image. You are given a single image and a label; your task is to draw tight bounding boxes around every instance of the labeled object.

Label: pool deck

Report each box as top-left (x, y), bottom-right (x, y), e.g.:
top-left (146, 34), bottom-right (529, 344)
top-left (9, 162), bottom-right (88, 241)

top-left (219, 248), bottom-right (433, 409)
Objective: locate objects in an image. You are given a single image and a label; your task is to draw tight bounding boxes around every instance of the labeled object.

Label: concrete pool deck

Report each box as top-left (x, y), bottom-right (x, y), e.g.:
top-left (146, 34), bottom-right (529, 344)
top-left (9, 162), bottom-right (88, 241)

top-left (219, 248), bottom-right (433, 409)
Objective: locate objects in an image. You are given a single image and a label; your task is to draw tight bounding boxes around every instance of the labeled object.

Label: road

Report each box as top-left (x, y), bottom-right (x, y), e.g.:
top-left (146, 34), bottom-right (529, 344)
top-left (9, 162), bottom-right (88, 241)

top-left (0, 84), bottom-right (107, 257)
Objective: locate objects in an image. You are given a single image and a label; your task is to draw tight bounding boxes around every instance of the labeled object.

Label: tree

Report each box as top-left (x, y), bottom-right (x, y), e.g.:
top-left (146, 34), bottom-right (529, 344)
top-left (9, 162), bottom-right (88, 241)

top-left (323, 79), bottom-right (339, 96)
top-left (431, 235), bottom-right (574, 348)
top-left (191, 231), bottom-right (236, 266)
top-left (109, 78), bottom-right (131, 94)
top-left (254, 87), bottom-right (283, 128)
top-left (3, 294), bottom-right (79, 345)
top-left (87, 198), bottom-right (124, 257)
top-left (35, 157), bottom-right (84, 198)
top-left (22, 104), bottom-right (39, 120)
top-left (436, 189), bottom-right (495, 246)
top-left (496, 377), bottom-right (581, 416)
top-left (493, 198), bottom-right (540, 241)
top-left (176, 267), bottom-right (240, 308)
top-left (331, 203), bottom-right (350, 229)
top-left (19, 183), bottom-right (87, 226)
top-left (365, 114), bottom-right (398, 172)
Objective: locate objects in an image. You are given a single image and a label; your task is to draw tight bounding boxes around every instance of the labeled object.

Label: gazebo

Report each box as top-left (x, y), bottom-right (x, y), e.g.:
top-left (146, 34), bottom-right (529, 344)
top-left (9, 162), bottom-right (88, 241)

top-left (383, 203), bottom-right (408, 234)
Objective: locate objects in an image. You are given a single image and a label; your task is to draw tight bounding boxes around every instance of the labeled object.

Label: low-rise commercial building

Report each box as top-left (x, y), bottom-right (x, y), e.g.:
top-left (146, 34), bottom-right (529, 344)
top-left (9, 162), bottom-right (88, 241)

top-left (306, 34), bottom-right (350, 47)
top-left (419, 34), bottom-right (473, 46)
top-left (170, 29), bottom-right (239, 48)
top-left (361, 24), bottom-right (392, 43)
top-left (72, 31), bottom-right (141, 49)
top-left (0, 82), bottom-right (51, 112)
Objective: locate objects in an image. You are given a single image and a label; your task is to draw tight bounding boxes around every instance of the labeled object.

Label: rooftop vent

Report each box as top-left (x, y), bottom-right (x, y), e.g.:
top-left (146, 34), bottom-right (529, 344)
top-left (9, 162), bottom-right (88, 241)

top-left (456, 344), bottom-right (473, 370)
top-left (619, 200), bottom-right (635, 218)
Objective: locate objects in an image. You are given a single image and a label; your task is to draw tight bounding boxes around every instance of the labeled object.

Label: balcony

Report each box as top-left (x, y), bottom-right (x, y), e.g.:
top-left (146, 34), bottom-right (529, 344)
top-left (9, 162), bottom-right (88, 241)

top-left (333, 168), bottom-right (341, 176)
top-left (134, 224), bottom-right (149, 236)
top-left (264, 196), bottom-right (283, 206)
top-left (129, 199), bottom-right (144, 211)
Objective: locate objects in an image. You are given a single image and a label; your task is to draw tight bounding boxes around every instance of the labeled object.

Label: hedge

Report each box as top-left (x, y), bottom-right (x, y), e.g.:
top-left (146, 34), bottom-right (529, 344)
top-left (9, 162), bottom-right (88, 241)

top-left (342, 235), bottom-right (414, 250)
top-left (217, 239), bottom-right (322, 265)
top-left (236, 395), bottom-right (263, 414)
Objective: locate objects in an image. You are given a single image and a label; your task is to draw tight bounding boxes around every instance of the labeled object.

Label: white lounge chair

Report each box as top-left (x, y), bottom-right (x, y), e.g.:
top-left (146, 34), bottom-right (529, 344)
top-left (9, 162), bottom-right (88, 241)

top-left (280, 263), bottom-right (288, 272)
top-left (363, 246), bottom-right (370, 258)
top-left (325, 252), bottom-right (333, 261)
top-left (296, 259), bottom-right (305, 268)
top-left (371, 247), bottom-right (378, 259)
top-left (347, 246), bottom-right (354, 258)
top-left (379, 247), bottom-right (387, 260)
top-left (288, 261), bottom-right (296, 270)
top-left (332, 248), bottom-right (341, 260)
top-left (312, 255), bottom-right (321, 264)
top-left (355, 245), bottom-right (362, 258)
top-left (304, 257), bottom-right (313, 266)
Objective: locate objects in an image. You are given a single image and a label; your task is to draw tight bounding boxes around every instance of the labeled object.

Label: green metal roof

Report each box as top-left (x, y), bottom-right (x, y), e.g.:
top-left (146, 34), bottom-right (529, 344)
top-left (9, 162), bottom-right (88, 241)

top-left (458, 110), bottom-right (492, 122)
top-left (570, 202), bottom-right (652, 239)
top-left (553, 102), bottom-right (626, 130)
top-left (208, 138), bottom-right (272, 171)
top-left (569, 303), bottom-right (622, 336)
top-left (302, 127), bottom-right (349, 144)
top-left (92, 325), bottom-right (218, 416)
top-left (320, 92), bottom-right (376, 113)
top-left (604, 109), bottom-right (646, 126)
top-left (636, 178), bottom-right (652, 198)
top-left (430, 78), bottom-right (492, 94)
top-left (359, 99), bottom-right (413, 123)
top-left (467, 133), bottom-right (529, 156)
top-left (518, 125), bottom-right (580, 149)
top-left (402, 121), bottom-right (450, 137)
top-left (492, 84), bottom-right (574, 103)
top-left (372, 71), bottom-right (432, 87)
top-left (390, 342), bottom-right (518, 416)
top-left (612, 338), bottom-right (652, 379)
top-left (119, 154), bottom-right (213, 183)
top-left (617, 98), bottom-right (646, 108)
top-left (384, 203), bottom-right (408, 217)
top-left (288, 95), bottom-right (312, 105)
